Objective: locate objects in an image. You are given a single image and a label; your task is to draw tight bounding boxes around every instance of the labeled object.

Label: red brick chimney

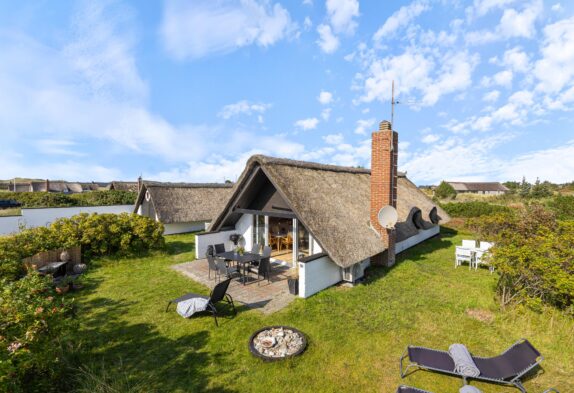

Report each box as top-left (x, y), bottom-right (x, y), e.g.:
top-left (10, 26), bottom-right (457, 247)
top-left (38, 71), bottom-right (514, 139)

top-left (370, 120), bottom-right (398, 267)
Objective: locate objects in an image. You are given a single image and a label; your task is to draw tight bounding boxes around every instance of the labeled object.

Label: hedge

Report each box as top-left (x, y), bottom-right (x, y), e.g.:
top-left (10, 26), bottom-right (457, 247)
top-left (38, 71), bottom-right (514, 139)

top-left (441, 201), bottom-right (513, 218)
top-left (0, 213), bottom-right (164, 281)
top-left (0, 190), bottom-right (136, 209)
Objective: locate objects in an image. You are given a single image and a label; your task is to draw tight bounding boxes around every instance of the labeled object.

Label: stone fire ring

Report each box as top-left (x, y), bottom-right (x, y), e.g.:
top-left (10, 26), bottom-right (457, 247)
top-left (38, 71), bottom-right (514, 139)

top-left (248, 326), bottom-right (307, 361)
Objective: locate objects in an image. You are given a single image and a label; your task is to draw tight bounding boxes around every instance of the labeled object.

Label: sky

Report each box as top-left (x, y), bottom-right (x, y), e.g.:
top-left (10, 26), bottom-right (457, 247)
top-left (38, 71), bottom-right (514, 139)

top-left (1, 0), bottom-right (574, 185)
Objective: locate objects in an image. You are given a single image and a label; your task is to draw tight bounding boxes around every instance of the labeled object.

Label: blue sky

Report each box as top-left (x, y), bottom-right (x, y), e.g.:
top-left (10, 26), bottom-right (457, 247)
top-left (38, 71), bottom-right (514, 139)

top-left (1, 0), bottom-right (574, 185)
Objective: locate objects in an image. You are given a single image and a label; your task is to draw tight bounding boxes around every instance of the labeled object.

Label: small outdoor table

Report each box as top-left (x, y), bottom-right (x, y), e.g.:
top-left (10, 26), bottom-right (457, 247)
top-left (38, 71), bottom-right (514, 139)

top-left (37, 261), bottom-right (68, 277)
top-left (216, 251), bottom-right (261, 285)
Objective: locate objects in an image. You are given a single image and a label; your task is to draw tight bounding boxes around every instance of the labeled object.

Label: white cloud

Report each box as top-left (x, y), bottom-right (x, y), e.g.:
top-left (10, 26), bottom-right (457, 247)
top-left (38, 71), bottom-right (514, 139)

top-left (359, 49), bottom-right (477, 106)
top-left (551, 3), bottom-right (562, 12)
top-left (498, 0), bottom-right (542, 39)
top-left (483, 70), bottom-right (513, 88)
top-left (402, 133), bottom-right (513, 183)
top-left (294, 117), bottom-right (319, 130)
top-left (323, 133), bottom-right (344, 145)
top-left (218, 100), bottom-right (271, 119)
top-left (483, 90), bottom-right (500, 102)
top-left (321, 108), bottom-right (332, 121)
top-left (304, 16), bottom-right (313, 30)
top-left (500, 140), bottom-right (574, 182)
top-left (534, 16), bottom-right (574, 93)
top-left (466, 0), bottom-right (517, 19)
top-left (318, 90), bottom-right (334, 104)
top-left (354, 118), bottom-right (376, 135)
top-left (466, 0), bottom-right (542, 45)
top-left (373, 0), bottom-right (430, 41)
top-left (159, 0), bottom-right (297, 60)
top-left (421, 134), bottom-right (440, 144)
top-left (325, 0), bottom-right (359, 35)
top-left (316, 24), bottom-right (339, 53)
top-left (502, 47), bottom-right (531, 72)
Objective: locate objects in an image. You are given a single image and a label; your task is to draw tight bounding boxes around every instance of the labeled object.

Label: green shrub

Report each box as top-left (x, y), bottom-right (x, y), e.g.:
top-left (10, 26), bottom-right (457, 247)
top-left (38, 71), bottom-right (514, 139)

top-left (441, 201), bottom-right (513, 218)
top-left (0, 191), bottom-right (136, 208)
top-left (434, 181), bottom-right (457, 200)
top-left (0, 213), bottom-right (164, 281)
top-left (493, 220), bottom-right (574, 312)
top-left (469, 205), bottom-right (574, 312)
top-left (547, 195), bottom-right (574, 220)
top-left (0, 274), bottom-right (77, 392)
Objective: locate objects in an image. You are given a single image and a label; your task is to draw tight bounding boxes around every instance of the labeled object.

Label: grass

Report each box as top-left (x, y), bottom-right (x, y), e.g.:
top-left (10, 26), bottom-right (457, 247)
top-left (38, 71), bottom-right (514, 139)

top-left (0, 208), bottom-right (21, 216)
top-left (72, 228), bottom-right (574, 393)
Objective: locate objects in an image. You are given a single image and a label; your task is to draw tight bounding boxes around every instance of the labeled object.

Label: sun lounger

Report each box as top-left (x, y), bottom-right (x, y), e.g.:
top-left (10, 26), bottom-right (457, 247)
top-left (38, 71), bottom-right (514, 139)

top-left (399, 339), bottom-right (543, 392)
top-left (396, 386), bottom-right (433, 393)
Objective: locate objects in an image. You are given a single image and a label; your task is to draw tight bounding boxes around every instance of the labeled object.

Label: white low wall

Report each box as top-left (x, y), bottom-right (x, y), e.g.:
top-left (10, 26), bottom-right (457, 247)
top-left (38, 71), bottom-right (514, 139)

top-left (396, 226), bottom-right (440, 253)
top-left (196, 214), bottom-right (253, 259)
top-left (0, 205), bottom-right (133, 236)
top-left (298, 254), bottom-right (342, 298)
top-left (164, 221), bottom-right (208, 236)
top-left (195, 230), bottom-right (236, 259)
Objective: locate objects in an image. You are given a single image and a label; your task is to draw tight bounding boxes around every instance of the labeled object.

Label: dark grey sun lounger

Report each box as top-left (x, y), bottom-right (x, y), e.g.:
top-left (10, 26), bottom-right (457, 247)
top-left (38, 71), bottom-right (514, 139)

top-left (400, 339), bottom-right (543, 392)
top-left (396, 386), bottom-right (559, 393)
top-left (396, 386), bottom-right (433, 393)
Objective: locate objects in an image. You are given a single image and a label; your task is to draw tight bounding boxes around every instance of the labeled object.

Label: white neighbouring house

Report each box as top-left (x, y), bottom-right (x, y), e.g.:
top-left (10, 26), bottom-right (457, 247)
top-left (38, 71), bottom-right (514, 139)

top-left (196, 121), bottom-right (450, 298)
top-left (134, 182), bottom-right (234, 235)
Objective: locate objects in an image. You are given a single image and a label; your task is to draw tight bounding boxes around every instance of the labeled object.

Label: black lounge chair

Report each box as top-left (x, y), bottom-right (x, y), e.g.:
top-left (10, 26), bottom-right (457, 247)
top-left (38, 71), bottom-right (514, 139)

top-left (400, 339), bottom-right (543, 392)
top-left (165, 278), bottom-right (236, 326)
top-left (396, 386), bottom-right (433, 393)
top-left (396, 386), bottom-right (559, 393)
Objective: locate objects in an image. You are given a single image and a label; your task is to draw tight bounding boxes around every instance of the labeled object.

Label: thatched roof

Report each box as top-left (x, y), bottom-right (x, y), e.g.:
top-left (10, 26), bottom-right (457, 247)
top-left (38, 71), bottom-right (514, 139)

top-left (134, 182), bottom-right (234, 224)
top-left (447, 181), bottom-right (509, 192)
top-left (110, 181), bottom-right (139, 192)
top-left (210, 155), bottom-right (449, 268)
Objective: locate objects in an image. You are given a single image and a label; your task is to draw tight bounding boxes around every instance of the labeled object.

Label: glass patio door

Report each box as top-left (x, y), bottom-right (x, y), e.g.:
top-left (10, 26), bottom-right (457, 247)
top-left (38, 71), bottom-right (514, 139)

top-left (252, 214), bottom-right (266, 249)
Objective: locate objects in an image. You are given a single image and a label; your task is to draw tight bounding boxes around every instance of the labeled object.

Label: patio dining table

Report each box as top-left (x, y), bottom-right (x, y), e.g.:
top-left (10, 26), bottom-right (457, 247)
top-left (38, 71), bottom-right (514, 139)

top-left (216, 251), bottom-right (262, 285)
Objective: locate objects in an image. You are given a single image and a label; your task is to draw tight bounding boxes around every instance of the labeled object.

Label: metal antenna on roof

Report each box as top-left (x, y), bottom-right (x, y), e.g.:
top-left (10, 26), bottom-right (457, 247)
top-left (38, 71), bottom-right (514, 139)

top-left (391, 80), bottom-right (398, 130)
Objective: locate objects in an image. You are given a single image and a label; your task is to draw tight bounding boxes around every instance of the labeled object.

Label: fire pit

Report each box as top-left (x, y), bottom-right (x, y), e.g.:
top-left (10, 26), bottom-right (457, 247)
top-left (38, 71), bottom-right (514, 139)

top-left (248, 326), bottom-right (307, 361)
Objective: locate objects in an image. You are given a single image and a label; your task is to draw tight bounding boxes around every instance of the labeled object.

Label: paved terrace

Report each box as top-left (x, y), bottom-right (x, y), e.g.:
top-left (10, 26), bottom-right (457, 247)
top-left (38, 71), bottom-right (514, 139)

top-left (172, 259), bottom-right (296, 314)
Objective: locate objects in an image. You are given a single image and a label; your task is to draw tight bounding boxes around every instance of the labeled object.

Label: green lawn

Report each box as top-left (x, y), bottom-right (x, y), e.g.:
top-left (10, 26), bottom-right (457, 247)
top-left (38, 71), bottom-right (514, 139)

top-left (73, 228), bottom-right (573, 393)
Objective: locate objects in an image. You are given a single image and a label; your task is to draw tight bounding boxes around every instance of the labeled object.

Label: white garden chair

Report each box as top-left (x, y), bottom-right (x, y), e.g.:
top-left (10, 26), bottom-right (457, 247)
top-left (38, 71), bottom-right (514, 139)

top-left (475, 241), bottom-right (495, 273)
top-left (462, 239), bottom-right (477, 249)
top-left (455, 246), bottom-right (473, 268)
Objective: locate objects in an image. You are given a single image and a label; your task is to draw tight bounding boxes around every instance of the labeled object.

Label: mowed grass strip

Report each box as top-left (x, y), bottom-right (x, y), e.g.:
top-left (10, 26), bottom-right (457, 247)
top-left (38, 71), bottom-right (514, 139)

top-left (73, 230), bottom-right (574, 393)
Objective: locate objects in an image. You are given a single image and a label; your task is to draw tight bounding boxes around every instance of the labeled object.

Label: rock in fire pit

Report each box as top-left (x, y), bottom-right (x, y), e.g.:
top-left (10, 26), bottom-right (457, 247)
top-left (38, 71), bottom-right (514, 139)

top-left (249, 326), bottom-right (307, 361)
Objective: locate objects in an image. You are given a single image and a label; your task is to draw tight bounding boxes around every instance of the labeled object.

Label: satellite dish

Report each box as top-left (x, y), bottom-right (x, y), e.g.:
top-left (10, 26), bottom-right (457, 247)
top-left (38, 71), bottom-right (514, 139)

top-left (378, 205), bottom-right (398, 229)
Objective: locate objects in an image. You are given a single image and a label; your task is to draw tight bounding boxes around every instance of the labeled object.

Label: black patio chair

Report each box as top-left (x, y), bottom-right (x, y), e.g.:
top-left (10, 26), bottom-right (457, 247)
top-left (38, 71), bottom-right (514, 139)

top-left (207, 255), bottom-right (219, 281)
top-left (215, 257), bottom-right (240, 282)
top-left (214, 243), bottom-right (226, 254)
top-left (400, 339), bottom-right (543, 393)
top-left (248, 256), bottom-right (270, 284)
top-left (396, 386), bottom-right (433, 393)
top-left (165, 278), bottom-right (236, 326)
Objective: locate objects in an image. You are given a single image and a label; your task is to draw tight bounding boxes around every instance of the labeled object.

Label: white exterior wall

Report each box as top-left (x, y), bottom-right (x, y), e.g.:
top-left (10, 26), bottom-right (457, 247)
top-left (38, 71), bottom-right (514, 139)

top-left (0, 205), bottom-right (133, 236)
top-left (195, 214), bottom-right (253, 259)
top-left (298, 255), bottom-right (342, 298)
top-left (395, 226), bottom-right (440, 253)
top-left (164, 221), bottom-right (207, 235)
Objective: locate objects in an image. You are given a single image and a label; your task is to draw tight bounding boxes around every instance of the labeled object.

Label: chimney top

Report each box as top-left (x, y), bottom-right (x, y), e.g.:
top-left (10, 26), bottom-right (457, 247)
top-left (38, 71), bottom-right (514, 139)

top-left (379, 120), bottom-right (392, 131)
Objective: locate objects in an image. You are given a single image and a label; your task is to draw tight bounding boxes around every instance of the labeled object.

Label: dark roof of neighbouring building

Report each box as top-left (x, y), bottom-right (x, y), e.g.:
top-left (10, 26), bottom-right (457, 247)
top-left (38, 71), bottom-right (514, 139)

top-left (446, 181), bottom-right (509, 192)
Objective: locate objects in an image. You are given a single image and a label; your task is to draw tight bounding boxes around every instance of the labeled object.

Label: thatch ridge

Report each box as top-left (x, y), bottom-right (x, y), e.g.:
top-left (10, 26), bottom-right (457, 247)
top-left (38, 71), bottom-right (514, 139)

top-left (210, 155), bottom-right (449, 268)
